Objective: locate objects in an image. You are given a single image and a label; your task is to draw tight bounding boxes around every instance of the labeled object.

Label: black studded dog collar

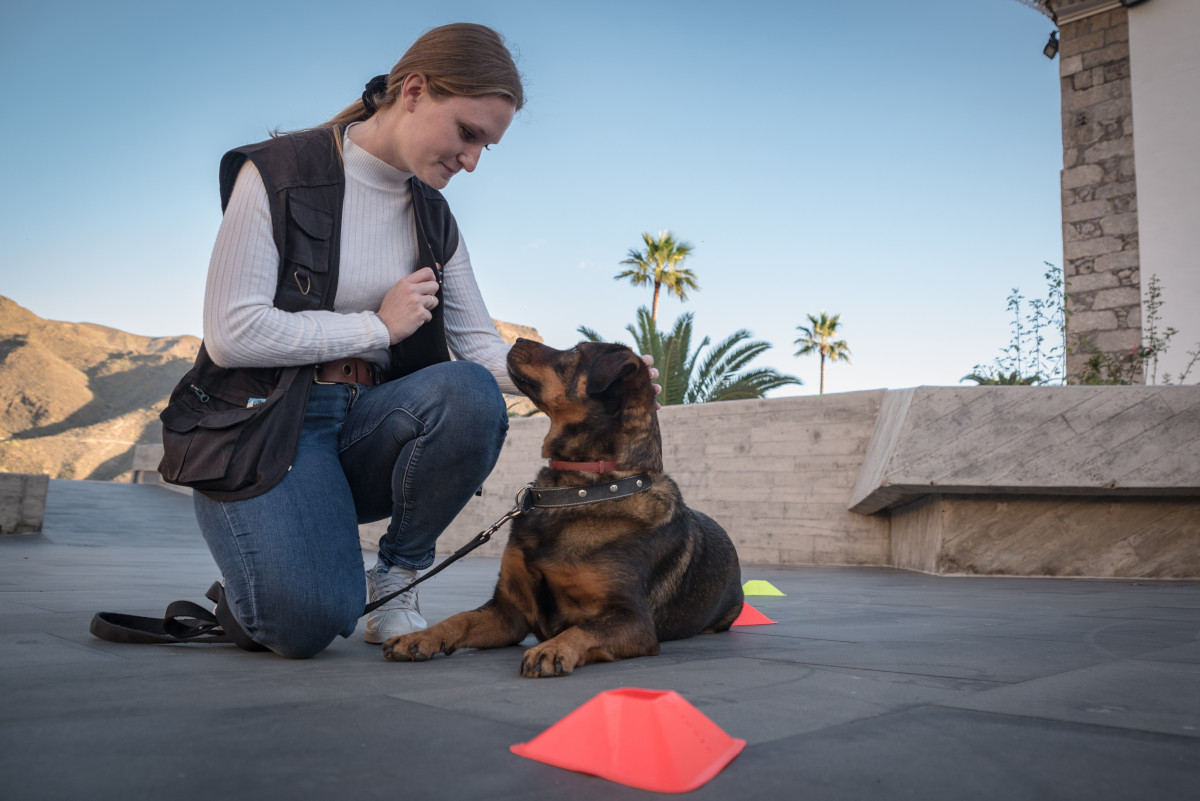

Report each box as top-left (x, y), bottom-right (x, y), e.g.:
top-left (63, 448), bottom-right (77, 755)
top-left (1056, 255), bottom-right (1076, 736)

top-left (519, 474), bottom-right (655, 511)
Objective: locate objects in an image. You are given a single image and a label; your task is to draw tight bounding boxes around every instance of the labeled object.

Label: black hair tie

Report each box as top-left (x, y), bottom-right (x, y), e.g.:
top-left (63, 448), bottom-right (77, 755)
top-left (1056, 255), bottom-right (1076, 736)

top-left (361, 74), bottom-right (389, 116)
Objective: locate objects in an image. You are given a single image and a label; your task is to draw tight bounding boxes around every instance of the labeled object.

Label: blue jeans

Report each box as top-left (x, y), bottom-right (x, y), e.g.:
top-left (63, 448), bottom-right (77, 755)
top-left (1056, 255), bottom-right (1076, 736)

top-left (193, 361), bottom-right (508, 658)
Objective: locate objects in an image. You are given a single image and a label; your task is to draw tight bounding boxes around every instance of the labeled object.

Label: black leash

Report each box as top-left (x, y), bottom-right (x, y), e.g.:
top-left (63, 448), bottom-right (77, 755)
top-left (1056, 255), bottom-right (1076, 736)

top-left (90, 476), bottom-right (653, 647)
top-left (363, 492), bottom-right (526, 614)
top-left (363, 474), bottom-right (653, 611)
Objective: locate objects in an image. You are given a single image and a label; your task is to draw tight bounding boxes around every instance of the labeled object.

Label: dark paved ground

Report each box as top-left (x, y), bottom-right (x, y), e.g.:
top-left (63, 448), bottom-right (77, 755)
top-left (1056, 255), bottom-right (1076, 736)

top-left (1, 480), bottom-right (1197, 800)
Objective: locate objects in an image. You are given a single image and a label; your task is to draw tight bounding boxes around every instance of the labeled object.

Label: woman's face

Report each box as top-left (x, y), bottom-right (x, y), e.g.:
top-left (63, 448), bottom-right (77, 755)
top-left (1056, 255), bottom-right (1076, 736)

top-left (374, 76), bottom-right (515, 189)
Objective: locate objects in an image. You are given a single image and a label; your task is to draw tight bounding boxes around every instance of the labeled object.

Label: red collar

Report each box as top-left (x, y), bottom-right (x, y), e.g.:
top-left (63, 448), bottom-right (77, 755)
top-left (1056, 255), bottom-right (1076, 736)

top-left (548, 459), bottom-right (620, 473)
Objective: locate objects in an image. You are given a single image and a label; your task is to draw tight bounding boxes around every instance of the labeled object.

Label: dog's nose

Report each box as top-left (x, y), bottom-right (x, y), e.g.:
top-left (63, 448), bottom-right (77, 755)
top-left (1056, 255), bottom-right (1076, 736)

top-left (514, 337), bottom-right (527, 344)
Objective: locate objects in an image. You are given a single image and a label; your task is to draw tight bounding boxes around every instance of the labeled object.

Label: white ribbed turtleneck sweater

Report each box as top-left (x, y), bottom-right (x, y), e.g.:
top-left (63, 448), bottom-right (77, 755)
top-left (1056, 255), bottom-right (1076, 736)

top-left (202, 125), bottom-right (516, 393)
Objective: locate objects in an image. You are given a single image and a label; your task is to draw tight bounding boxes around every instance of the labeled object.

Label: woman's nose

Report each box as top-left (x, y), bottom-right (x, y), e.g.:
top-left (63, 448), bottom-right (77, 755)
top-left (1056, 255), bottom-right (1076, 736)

top-left (459, 147), bottom-right (482, 173)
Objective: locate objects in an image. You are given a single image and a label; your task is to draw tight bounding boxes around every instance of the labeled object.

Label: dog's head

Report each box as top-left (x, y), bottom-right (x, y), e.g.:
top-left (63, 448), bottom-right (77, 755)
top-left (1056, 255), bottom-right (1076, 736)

top-left (507, 339), bottom-right (662, 472)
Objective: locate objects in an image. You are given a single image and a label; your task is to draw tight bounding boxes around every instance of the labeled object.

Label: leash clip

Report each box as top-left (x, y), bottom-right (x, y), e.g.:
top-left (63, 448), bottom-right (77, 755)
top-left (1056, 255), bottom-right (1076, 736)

top-left (479, 488), bottom-right (530, 543)
top-left (514, 483), bottom-right (536, 515)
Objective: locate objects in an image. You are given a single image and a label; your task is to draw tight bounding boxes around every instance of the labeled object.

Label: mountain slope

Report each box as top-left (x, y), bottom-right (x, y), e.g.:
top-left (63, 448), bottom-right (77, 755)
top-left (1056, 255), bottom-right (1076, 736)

top-left (0, 296), bottom-right (538, 480)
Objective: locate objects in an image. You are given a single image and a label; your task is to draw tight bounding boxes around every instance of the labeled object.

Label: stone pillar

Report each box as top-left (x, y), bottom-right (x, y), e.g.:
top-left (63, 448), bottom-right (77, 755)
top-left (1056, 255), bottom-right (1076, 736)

top-left (0, 473), bottom-right (49, 535)
top-left (1052, 1), bottom-right (1143, 382)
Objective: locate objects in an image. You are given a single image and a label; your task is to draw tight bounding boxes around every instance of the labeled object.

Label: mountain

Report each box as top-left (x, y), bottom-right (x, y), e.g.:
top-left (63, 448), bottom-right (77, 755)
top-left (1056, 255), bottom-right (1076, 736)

top-left (0, 296), bottom-right (539, 481)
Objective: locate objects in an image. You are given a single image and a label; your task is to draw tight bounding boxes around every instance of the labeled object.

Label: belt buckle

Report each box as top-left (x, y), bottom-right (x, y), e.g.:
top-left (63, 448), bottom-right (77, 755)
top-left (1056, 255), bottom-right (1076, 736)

top-left (313, 365), bottom-right (335, 385)
top-left (312, 360), bottom-right (375, 386)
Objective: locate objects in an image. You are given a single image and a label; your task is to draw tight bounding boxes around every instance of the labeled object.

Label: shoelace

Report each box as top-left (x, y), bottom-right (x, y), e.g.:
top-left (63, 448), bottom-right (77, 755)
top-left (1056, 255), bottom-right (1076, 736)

top-left (378, 589), bottom-right (416, 608)
top-left (373, 572), bottom-right (418, 608)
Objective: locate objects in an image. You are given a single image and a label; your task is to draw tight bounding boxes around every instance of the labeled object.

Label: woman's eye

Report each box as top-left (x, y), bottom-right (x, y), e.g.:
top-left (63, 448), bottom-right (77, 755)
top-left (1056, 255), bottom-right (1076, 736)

top-left (460, 126), bottom-right (490, 150)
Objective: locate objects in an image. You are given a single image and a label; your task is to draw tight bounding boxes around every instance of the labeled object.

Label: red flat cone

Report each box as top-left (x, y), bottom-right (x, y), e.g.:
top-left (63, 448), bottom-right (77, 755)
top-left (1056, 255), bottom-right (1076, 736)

top-left (731, 602), bottom-right (777, 626)
top-left (510, 688), bottom-right (745, 793)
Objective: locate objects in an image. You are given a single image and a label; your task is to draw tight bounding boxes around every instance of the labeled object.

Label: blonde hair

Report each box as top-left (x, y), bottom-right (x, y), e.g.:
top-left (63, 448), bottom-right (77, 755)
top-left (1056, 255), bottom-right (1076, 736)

top-left (326, 22), bottom-right (524, 129)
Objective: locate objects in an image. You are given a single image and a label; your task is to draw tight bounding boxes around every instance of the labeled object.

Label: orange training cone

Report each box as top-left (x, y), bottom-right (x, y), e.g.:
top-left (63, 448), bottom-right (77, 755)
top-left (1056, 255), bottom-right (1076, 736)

top-left (510, 688), bottom-right (745, 793)
top-left (731, 602), bottom-right (777, 626)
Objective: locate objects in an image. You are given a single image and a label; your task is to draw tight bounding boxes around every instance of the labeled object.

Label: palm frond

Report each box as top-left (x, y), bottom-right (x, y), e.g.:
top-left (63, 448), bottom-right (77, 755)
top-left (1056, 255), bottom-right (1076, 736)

top-left (710, 368), bottom-right (803, 401)
top-left (686, 332), bottom-right (768, 404)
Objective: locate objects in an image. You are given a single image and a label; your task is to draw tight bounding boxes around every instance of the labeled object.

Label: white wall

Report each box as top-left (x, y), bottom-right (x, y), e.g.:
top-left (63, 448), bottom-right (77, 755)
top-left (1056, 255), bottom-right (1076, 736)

top-left (1129, 0), bottom-right (1200, 382)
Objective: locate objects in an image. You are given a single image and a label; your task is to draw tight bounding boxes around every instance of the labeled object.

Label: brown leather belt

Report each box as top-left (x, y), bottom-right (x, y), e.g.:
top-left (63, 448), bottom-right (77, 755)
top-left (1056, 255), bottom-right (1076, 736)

top-left (314, 358), bottom-right (378, 386)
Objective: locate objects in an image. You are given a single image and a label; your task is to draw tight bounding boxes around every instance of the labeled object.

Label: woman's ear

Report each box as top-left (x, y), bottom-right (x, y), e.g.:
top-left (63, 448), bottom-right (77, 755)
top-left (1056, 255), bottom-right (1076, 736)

top-left (400, 73), bottom-right (428, 112)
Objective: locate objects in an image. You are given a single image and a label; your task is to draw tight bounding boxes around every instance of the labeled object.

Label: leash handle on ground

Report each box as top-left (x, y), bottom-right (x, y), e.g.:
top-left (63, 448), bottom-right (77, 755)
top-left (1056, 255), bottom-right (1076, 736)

top-left (90, 488), bottom-right (535, 647)
top-left (362, 486), bottom-right (531, 616)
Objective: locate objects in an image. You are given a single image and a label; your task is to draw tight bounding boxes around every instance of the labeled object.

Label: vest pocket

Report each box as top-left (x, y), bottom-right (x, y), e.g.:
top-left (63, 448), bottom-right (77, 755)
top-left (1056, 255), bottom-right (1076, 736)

top-left (285, 196), bottom-right (332, 273)
top-left (280, 195), bottom-right (332, 309)
top-left (157, 360), bottom-right (303, 493)
top-left (160, 397), bottom-right (265, 484)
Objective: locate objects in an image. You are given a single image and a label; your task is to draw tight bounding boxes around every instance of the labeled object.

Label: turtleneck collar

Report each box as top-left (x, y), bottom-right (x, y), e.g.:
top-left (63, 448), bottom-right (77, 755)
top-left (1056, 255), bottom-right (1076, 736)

top-left (343, 122), bottom-right (413, 192)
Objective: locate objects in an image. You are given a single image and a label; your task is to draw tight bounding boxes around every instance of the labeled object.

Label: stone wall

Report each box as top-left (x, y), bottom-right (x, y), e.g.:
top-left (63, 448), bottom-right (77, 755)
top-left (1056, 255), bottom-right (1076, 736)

top-left (401, 391), bottom-right (893, 569)
top-left (1055, 3), bottom-right (1143, 381)
top-left (892, 493), bottom-right (1200, 578)
top-left (383, 385), bottom-right (1200, 579)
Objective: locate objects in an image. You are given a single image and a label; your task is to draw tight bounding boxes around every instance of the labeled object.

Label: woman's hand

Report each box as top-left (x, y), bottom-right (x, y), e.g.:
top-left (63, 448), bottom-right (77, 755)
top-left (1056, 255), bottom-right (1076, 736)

top-left (378, 267), bottom-right (440, 344)
top-left (640, 354), bottom-right (663, 409)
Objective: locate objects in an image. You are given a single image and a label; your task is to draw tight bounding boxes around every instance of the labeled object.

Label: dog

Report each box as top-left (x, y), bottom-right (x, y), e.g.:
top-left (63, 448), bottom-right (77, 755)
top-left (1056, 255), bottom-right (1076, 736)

top-left (382, 338), bottom-right (744, 677)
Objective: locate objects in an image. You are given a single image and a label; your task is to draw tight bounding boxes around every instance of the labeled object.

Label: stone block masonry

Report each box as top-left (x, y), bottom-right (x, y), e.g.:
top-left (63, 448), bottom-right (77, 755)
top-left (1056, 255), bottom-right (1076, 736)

top-left (409, 392), bottom-right (892, 569)
top-left (401, 386), bottom-right (1200, 579)
top-left (0, 472), bottom-right (49, 534)
top-left (1056, 5), bottom-right (1143, 381)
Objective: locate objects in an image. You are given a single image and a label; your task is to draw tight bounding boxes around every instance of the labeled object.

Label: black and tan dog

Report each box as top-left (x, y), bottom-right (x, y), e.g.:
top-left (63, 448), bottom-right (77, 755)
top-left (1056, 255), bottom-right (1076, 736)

top-left (383, 338), bottom-right (743, 677)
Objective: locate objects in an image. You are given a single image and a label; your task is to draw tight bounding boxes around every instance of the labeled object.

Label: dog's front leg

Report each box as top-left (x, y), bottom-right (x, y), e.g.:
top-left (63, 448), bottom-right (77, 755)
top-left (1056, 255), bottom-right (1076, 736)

top-left (383, 599), bottom-right (529, 662)
top-left (520, 611), bottom-right (658, 678)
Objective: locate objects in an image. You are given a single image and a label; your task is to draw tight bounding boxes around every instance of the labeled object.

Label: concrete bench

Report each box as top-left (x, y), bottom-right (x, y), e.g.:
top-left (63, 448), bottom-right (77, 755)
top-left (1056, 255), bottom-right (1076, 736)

top-left (131, 444), bottom-right (191, 495)
top-left (849, 386), bottom-right (1200, 577)
top-left (0, 473), bottom-right (50, 535)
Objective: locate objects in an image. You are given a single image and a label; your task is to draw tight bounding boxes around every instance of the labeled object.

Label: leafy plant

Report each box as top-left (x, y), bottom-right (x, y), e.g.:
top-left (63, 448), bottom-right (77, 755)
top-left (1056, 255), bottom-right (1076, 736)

top-left (971, 266), bottom-right (1197, 386)
top-left (965, 262), bottom-right (1065, 386)
top-left (1074, 342), bottom-right (1141, 385)
top-left (793, 311), bottom-right (851, 395)
top-left (1162, 345), bottom-right (1200, 385)
top-left (1074, 273), bottom-right (1196, 385)
top-left (1141, 273), bottom-right (1178, 385)
top-left (961, 370), bottom-right (1042, 386)
top-left (579, 307), bottom-right (800, 404)
top-left (614, 231), bottom-right (699, 322)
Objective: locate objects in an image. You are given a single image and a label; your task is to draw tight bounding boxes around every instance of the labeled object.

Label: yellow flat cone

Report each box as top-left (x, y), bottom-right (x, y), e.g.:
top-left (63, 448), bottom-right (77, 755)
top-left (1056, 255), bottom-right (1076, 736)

top-left (742, 580), bottom-right (785, 597)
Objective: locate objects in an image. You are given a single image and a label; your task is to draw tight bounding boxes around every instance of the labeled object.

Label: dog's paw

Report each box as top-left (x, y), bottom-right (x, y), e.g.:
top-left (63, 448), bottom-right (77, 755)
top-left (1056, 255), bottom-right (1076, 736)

top-left (519, 642), bottom-right (581, 678)
top-left (382, 631), bottom-right (453, 663)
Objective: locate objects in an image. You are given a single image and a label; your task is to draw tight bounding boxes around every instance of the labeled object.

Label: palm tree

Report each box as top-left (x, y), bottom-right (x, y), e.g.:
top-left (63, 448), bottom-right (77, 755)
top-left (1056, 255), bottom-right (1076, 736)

top-left (579, 308), bottom-right (801, 404)
top-left (794, 311), bottom-right (851, 395)
top-left (614, 231), bottom-right (699, 322)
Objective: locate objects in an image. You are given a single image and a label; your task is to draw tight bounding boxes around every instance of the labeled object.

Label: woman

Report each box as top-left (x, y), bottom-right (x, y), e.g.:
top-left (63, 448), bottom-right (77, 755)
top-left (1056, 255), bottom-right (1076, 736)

top-left (187, 23), bottom-right (524, 658)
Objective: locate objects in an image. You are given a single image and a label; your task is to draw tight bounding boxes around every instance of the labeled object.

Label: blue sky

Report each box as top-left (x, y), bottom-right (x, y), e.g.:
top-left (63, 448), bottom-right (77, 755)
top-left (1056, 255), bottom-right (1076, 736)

top-left (1, 0), bottom-right (1064, 395)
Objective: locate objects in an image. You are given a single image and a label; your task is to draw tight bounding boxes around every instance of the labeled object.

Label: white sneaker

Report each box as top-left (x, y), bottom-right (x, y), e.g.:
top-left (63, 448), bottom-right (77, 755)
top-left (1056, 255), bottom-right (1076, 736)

top-left (364, 561), bottom-right (427, 644)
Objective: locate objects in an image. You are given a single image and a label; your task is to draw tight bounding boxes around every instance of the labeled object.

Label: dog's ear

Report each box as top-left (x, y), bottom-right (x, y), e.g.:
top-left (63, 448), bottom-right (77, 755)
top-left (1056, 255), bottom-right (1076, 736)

top-left (586, 348), bottom-right (642, 399)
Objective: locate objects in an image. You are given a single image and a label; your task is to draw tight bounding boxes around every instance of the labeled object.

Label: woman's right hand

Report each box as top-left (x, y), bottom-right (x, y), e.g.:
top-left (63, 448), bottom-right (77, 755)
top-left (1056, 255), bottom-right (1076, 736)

top-left (378, 267), bottom-right (440, 344)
